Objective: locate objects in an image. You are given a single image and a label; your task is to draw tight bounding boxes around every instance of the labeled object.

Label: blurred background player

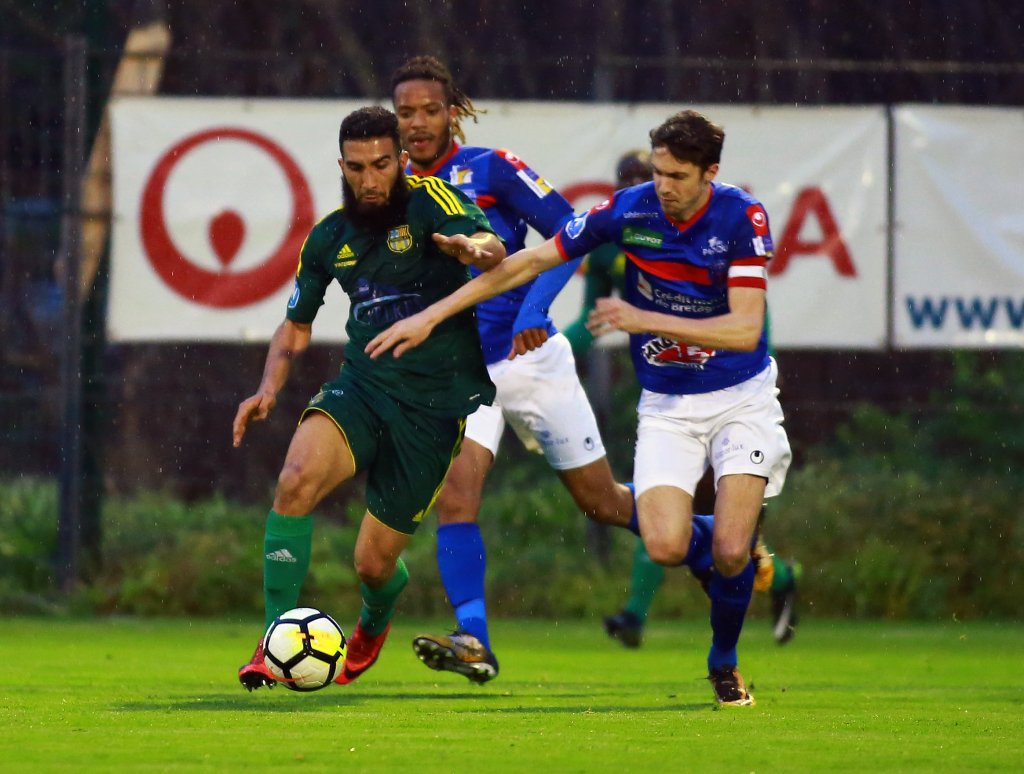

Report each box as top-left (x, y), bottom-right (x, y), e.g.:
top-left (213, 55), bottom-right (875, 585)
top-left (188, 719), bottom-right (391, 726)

top-left (366, 109), bottom-right (793, 706)
top-left (567, 150), bottom-right (801, 649)
top-left (390, 55), bottom-right (638, 683)
top-left (234, 106), bottom-right (505, 691)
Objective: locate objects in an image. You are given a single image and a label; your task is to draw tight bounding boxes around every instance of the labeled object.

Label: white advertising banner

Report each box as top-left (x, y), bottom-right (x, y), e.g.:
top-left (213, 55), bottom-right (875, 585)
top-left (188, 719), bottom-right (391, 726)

top-left (110, 98), bottom-right (888, 347)
top-left (894, 106), bottom-right (1024, 348)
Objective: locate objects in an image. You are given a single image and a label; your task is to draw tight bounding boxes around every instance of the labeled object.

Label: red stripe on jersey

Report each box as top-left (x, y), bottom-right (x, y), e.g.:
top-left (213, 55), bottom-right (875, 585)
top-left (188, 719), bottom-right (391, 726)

top-left (731, 256), bottom-right (767, 268)
top-left (476, 194), bottom-right (497, 208)
top-left (728, 276), bottom-right (767, 289)
top-left (626, 250), bottom-right (711, 284)
top-left (495, 148), bottom-right (527, 171)
top-left (555, 232), bottom-right (572, 261)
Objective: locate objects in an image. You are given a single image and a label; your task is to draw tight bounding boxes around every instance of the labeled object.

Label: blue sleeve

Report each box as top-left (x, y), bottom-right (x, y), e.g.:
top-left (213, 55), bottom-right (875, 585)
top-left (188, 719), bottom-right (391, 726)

top-left (513, 256), bottom-right (584, 334)
top-left (488, 149), bottom-right (574, 239)
top-left (555, 195), bottom-right (622, 260)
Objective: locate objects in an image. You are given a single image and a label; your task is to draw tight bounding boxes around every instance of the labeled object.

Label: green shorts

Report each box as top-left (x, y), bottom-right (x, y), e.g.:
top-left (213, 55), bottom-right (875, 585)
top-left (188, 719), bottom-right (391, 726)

top-left (300, 370), bottom-right (465, 534)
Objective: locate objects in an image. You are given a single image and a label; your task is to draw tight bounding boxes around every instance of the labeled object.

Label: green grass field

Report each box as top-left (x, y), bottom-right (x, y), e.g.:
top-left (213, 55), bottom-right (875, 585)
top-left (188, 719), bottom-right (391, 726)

top-left (1, 617), bottom-right (1021, 772)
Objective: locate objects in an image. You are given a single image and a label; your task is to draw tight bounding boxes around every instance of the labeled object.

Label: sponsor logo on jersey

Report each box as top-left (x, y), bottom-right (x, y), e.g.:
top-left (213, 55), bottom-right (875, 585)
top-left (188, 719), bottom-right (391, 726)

top-left (623, 227), bottom-right (664, 249)
top-left (287, 280), bottom-right (300, 308)
top-left (624, 211), bottom-right (660, 219)
top-left (641, 336), bottom-right (715, 368)
top-left (565, 212), bottom-right (589, 240)
top-left (746, 204), bottom-right (769, 236)
top-left (451, 166), bottom-right (474, 186)
top-left (702, 236), bottom-right (728, 256)
top-left (334, 243), bottom-right (356, 267)
top-left (637, 272), bottom-right (654, 300)
top-left (752, 236), bottom-right (767, 256)
top-left (387, 225), bottom-right (413, 253)
top-left (515, 168), bottom-right (554, 198)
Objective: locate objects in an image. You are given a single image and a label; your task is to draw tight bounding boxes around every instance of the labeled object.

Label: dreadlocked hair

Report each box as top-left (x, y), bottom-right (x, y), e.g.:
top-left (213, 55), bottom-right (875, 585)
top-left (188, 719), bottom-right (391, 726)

top-left (390, 55), bottom-right (483, 143)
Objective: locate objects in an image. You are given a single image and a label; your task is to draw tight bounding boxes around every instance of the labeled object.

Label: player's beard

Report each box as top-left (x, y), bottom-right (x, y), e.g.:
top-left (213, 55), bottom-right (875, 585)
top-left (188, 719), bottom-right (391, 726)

top-left (343, 171), bottom-right (412, 233)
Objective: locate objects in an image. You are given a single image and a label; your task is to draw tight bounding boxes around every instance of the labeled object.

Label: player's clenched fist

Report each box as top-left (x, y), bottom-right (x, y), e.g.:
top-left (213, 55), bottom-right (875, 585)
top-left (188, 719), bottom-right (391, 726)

top-left (232, 392), bottom-right (277, 447)
top-left (587, 297), bottom-right (646, 336)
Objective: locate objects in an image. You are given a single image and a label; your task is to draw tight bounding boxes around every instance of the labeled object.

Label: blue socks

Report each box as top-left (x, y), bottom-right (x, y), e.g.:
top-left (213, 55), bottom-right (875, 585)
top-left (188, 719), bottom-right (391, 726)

top-left (436, 522), bottom-right (490, 650)
top-left (707, 561), bottom-right (755, 670)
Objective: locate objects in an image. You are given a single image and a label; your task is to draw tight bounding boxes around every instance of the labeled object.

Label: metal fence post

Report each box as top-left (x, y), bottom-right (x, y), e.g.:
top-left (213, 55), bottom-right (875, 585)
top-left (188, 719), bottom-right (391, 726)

top-left (56, 35), bottom-right (88, 592)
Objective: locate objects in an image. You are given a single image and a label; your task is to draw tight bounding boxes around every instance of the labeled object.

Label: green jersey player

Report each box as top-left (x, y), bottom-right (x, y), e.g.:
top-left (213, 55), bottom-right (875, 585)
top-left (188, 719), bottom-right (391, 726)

top-left (235, 106), bottom-right (504, 691)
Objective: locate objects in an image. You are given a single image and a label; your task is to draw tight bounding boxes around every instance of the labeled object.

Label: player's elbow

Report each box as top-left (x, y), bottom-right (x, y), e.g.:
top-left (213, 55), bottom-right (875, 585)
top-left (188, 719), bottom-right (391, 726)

top-left (730, 319), bottom-right (763, 351)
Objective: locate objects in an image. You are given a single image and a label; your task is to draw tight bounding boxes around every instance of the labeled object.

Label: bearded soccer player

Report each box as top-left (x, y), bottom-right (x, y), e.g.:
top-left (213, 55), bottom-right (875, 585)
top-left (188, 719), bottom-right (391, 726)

top-left (366, 110), bottom-right (792, 707)
top-left (234, 106), bottom-right (505, 691)
top-left (389, 55), bottom-right (638, 683)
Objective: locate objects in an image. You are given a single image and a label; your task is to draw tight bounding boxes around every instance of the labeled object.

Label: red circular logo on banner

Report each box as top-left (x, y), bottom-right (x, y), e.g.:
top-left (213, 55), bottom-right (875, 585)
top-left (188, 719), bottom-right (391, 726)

top-left (140, 127), bottom-right (315, 308)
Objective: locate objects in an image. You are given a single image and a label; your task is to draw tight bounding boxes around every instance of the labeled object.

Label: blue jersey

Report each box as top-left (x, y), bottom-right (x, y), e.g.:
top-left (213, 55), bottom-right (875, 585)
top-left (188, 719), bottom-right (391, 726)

top-left (412, 145), bottom-right (574, 364)
top-left (555, 181), bottom-right (773, 395)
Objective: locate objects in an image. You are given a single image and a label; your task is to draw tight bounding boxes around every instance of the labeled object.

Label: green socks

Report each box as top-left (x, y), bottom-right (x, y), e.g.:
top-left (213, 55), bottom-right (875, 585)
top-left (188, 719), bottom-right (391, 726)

top-left (359, 557), bottom-right (410, 636)
top-left (770, 554), bottom-right (795, 594)
top-left (624, 539), bottom-right (666, 622)
top-left (263, 510), bottom-right (314, 630)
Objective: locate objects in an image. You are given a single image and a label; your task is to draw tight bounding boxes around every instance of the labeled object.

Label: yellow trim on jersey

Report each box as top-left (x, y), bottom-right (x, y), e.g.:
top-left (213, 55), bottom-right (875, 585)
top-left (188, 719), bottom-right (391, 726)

top-left (408, 174), bottom-right (465, 217)
top-left (296, 207), bottom-right (344, 276)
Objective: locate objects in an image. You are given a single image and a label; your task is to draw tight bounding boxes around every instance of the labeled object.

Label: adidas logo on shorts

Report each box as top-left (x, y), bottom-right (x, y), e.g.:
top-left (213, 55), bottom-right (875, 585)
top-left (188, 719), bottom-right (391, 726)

top-left (265, 549), bottom-right (298, 563)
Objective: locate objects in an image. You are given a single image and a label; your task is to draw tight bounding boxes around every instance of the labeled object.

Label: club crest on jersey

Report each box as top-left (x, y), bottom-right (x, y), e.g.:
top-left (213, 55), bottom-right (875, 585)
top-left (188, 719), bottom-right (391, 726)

top-left (387, 225), bottom-right (413, 253)
top-left (641, 336), bottom-right (715, 369)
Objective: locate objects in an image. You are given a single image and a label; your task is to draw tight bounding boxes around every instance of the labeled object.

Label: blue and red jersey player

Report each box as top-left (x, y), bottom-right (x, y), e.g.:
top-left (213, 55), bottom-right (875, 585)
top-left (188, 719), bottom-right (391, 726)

top-left (555, 179), bottom-right (773, 394)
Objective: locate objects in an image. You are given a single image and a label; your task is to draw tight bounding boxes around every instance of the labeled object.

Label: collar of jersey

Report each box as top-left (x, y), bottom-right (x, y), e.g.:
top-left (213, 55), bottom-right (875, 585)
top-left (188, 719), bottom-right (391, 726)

top-left (408, 142), bottom-right (462, 178)
top-left (663, 184), bottom-right (714, 233)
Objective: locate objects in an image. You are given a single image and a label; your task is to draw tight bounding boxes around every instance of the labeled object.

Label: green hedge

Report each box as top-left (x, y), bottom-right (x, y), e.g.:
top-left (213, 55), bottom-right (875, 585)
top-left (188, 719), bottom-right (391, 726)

top-left (3, 353), bottom-right (1021, 620)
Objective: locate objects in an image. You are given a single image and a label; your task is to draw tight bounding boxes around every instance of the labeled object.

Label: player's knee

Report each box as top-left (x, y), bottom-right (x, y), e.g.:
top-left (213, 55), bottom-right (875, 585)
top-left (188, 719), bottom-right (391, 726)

top-left (273, 463), bottom-right (318, 515)
top-left (434, 484), bottom-right (481, 524)
top-left (353, 552), bottom-right (393, 587)
top-left (712, 541), bottom-right (752, 577)
top-left (644, 536), bottom-right (687, 566)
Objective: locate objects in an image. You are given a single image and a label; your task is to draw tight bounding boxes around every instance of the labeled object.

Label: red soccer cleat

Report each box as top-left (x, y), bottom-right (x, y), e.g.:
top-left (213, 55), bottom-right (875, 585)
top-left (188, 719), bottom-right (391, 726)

top-left (238, 638), bottom-right (277, 691)
top-left (334, 622), bottom-right (391, 685)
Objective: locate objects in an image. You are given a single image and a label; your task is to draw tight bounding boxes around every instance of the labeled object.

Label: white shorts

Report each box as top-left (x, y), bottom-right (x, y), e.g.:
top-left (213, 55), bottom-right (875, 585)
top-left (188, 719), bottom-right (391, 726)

top-left (465, 333), bottom-right (606, 471)
top-left (633, 359), bottom-right (791, 499)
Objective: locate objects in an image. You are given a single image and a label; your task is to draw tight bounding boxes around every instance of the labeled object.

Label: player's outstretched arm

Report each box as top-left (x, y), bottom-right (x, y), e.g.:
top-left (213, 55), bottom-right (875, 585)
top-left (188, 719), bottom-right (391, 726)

top-left (232, 319), bottom-right (312, 447)
top-left (365, 238), bottom-right (564, 360)
top-left (433, 231), bottom-right (506, 270)
top-left (588, 287), bottom-right (765, 350)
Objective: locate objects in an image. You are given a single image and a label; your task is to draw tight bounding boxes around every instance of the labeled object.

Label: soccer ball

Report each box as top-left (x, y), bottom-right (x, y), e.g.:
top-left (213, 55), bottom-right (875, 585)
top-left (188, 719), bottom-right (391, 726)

top-left (263, 607), bottom-right (347, 691)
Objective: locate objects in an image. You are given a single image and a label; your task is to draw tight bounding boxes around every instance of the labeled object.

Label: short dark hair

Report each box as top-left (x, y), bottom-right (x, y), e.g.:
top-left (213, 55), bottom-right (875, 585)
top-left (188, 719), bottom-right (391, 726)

top-left (389, 55), bottom-right (481, 142)
top-left (649, 110), bottom-right (725, 171)
top-left (338, 106), bottom-right (400, 156)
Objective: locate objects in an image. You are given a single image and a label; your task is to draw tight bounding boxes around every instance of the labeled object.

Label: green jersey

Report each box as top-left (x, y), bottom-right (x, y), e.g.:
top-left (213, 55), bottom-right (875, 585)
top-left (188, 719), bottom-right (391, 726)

top-left (286, 175), bottom-right (498, 416)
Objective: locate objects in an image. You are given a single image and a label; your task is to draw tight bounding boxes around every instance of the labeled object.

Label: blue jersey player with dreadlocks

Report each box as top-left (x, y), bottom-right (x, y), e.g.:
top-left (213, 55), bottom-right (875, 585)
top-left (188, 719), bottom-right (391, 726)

top-left (390, 56), bottom-right (638, 683)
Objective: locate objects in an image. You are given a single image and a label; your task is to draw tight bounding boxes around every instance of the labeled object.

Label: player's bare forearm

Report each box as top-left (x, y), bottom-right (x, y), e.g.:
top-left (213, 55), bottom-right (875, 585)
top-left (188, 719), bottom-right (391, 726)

top-left (589, 288), bottom-right (765, 351)
top-left (365, 239), bottom-right (563, 359)
top-left (232, 319), bottom-right (312, 447)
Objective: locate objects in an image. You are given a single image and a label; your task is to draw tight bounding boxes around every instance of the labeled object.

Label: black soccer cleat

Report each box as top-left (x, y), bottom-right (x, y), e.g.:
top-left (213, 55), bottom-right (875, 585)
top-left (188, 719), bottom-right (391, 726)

top-left (603, 610), bottom-right (644, 648)
top-left (708, 665), bottom-right (755, 706)
top-left (412, 631), bottom-right (499, 684)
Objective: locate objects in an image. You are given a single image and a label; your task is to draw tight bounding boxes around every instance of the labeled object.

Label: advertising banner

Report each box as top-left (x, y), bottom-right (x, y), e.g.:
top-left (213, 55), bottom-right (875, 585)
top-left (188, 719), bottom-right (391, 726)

top-left (894, 106), bottom-right (1024, 348)
top-left (110, 98), bottom-right (888, 347)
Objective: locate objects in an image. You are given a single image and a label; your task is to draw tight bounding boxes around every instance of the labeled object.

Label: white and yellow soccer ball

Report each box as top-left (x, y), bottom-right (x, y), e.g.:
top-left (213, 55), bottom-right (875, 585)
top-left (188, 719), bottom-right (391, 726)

top-left (263, 607), bottom-right (347, 691)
